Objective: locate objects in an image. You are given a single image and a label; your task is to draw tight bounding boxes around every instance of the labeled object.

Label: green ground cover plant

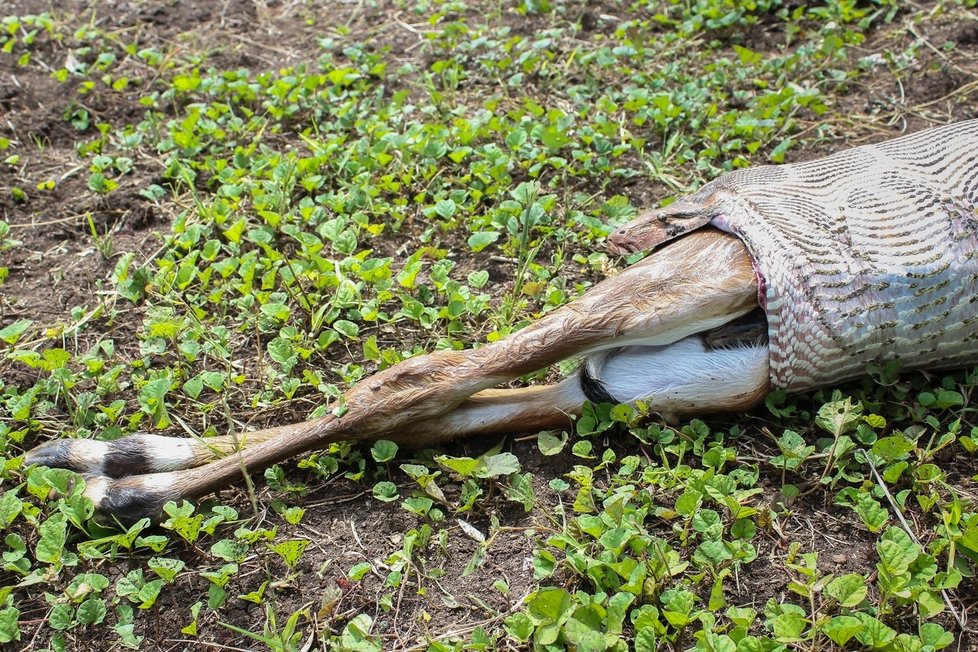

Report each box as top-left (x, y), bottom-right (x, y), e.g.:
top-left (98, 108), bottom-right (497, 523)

top-left (1, 0), bottom-right (976, 649)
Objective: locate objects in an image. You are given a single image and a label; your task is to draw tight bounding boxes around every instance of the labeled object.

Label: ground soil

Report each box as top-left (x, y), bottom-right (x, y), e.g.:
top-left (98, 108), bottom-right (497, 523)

top-left (2, 1), bottom-right (978, 650)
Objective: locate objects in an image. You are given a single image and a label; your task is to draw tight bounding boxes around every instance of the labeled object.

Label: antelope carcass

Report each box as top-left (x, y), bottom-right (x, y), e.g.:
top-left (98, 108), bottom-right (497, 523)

top-left (24, 119), bottom-right (978, 522)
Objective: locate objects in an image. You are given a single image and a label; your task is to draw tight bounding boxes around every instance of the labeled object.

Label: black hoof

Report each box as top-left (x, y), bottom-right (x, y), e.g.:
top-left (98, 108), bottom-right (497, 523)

top-left (24, 440), bottom-right (76, 470)
top-left (98, 486), bottom-right (169, 524)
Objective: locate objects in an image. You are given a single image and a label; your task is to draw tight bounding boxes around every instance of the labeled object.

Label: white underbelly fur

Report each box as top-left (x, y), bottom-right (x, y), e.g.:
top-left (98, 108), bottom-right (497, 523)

top-left (583, 336), bottom-right (769, 414)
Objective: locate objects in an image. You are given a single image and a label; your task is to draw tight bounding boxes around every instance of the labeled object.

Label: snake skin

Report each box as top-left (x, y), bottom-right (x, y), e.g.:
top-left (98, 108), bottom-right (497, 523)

top-left (640, 120), bottom-right (978, 390)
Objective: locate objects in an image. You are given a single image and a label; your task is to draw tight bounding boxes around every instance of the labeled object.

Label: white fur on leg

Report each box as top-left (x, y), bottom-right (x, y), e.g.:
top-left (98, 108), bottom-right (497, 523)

top-left (437, 378), bottom-right (586, 435)
top-left (62, 439), bottom-right (111, 475)
top-left (95, 434), bottom-right (199, 477)
top-left (25, 434), bottom-right (202, 477)
top-left (120, 435), bottom-right (199, 473)
top-left (82, 474), bottom-right (111, 507)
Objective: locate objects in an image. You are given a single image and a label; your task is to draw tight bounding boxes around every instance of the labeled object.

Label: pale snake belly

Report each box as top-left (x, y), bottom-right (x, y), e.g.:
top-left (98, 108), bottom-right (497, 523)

top-left (610, 119), bottom-right (978, 390)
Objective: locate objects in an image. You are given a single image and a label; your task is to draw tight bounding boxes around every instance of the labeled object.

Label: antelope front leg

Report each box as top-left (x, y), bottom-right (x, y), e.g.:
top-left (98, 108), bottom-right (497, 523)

top-left (25, 229), bottom-right (760, 522)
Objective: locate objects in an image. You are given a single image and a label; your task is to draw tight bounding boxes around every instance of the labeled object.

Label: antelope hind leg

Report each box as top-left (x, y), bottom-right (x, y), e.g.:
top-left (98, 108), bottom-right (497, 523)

top-left (24, 229), bottom-right (766, 521)
top-left (26, 327), bottom-right (770, 479)
top-left (22, 383), bottom-right (586, 478)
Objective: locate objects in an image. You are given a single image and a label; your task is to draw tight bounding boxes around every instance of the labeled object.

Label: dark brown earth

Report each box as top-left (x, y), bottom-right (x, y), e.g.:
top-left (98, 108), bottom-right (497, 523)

top-left (2, 1), bottom-right (978, 650)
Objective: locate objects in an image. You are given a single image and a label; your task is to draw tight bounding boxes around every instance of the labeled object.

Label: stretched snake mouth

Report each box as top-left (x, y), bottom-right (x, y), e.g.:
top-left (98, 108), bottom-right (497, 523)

top-left (750, 258), bottom-right (768, 312)
top-left (709, 215), bottom-right (768, 313)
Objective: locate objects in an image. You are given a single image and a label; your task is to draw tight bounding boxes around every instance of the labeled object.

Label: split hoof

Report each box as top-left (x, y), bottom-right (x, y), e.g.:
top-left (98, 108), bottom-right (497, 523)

top-left (24, 439), bottom-right (108, 475)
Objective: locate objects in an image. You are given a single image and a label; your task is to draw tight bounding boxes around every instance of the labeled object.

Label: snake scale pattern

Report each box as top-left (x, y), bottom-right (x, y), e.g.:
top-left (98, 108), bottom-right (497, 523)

top-left (645, 120), bottom-right (978, 390)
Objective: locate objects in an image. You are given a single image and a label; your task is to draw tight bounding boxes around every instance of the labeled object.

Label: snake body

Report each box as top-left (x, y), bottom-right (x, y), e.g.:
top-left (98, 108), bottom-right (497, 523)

top-left (613, 120), bottom-right (978, 390)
